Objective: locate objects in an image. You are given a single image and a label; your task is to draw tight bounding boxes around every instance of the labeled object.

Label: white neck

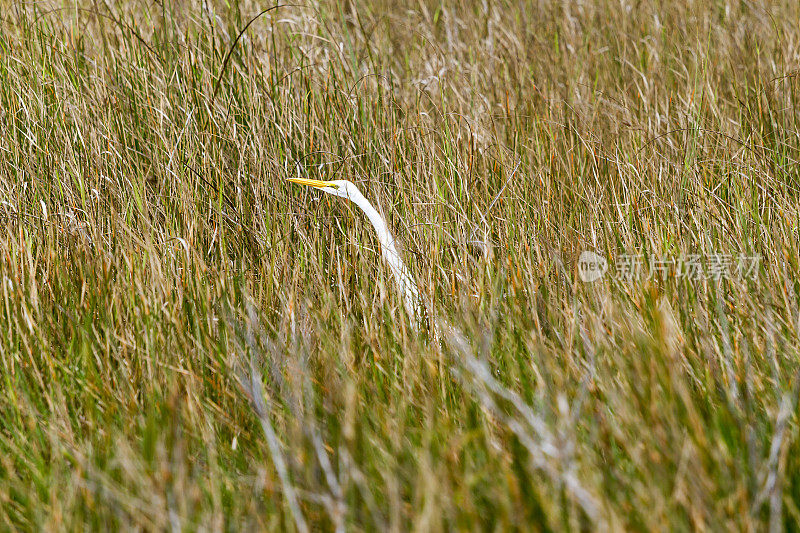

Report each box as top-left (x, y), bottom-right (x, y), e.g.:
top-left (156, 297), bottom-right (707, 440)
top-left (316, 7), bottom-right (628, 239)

top-left (346, 187), bottom-right (421, 322)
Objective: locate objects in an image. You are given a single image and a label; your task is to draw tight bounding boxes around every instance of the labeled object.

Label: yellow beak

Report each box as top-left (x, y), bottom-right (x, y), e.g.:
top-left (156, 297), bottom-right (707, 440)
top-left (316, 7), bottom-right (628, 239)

top-left (287, 177), bottom-right (338, 189)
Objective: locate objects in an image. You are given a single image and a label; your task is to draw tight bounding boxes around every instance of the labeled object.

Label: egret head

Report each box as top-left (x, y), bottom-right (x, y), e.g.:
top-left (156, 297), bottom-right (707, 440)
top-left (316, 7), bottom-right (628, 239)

top-left (287, 175), bottom-right (420, 323)
top-left (286, 177), bottom-right (358, 200)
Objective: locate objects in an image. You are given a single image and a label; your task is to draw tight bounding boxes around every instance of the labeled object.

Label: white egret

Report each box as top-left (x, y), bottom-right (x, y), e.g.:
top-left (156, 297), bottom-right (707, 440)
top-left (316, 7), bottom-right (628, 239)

top-left (287, 177), bottom-right (422, 324)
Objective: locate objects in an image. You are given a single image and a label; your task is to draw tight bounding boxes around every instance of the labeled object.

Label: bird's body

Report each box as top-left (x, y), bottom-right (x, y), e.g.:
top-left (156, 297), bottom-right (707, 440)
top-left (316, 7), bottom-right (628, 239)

top-left (288, 178), bottom-right (421, 323)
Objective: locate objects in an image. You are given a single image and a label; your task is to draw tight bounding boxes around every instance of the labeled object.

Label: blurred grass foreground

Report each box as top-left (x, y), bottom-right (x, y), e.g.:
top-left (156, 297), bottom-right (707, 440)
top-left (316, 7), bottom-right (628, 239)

top-left (2, 0), bottom-right (800, 530)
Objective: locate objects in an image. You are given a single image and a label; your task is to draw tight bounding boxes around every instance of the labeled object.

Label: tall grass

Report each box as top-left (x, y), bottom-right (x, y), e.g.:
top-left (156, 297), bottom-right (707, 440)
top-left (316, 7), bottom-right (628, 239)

top-left (1, 0), bottom-right (800, 529)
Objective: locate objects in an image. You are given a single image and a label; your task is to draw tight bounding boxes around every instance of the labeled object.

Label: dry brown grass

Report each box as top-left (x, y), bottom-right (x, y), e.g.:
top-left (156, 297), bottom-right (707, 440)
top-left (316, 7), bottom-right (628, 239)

top-left (1, 0), bottom-right (800, 530)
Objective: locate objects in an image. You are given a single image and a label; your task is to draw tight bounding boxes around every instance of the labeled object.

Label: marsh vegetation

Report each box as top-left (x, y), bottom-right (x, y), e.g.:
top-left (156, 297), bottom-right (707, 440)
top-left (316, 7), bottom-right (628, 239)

top-left (1, 1), bottom-right (800, 530)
